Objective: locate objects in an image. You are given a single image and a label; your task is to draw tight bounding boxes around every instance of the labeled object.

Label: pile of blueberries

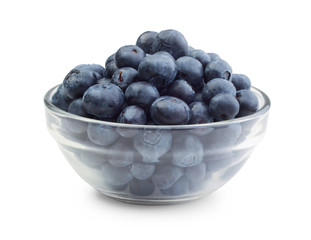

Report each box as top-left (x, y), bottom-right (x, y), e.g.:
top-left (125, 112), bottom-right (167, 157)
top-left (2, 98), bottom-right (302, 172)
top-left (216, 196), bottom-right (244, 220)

top-left (50, 29), bottom-right (261, 198)
top-left (52, 29), bottom-right (259, 125)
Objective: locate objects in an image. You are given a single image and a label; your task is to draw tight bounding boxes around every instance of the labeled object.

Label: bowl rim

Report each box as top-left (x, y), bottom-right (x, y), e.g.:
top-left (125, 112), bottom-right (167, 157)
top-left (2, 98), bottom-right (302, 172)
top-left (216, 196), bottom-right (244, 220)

top-left (44, 84), bottom-right (271, 130)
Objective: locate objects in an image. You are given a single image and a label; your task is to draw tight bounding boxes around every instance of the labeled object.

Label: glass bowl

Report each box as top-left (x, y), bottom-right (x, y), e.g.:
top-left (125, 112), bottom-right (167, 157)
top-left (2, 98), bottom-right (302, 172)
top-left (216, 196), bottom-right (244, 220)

top-left (44, 85), bottom-right (270, 204)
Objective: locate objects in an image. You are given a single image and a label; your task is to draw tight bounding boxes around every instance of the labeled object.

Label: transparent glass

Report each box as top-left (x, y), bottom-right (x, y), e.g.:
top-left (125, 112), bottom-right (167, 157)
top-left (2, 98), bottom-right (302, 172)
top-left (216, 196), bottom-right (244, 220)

top-left (44, 85), bottom-right (270, 204)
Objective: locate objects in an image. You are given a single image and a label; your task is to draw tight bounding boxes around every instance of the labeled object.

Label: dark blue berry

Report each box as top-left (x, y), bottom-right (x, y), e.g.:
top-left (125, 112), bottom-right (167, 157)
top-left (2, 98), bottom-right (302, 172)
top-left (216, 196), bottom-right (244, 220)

top-left (189, 49), bottom-right (212, 68)
top-left (204, 59), bottom-right (232, 83)
top-left (209, 94), bottom-right (240, 121)
top-left (151, 29), bottom-right (188, 60)
top-left (105, 61), bottom-right (118, 78)
top-left (138, 53), bottom-right (177, 89)
top-left (188, 101), bottom-right (213, 124)
top-left (129, 179), bottom-right (155, 196)
top-left (160, 176), bottom-right (189, 196)
top-left (202, 78), bottom-right (236, 104)
top-left (105, 138), bottom-right (135, 167)
top-left (82, 83), bottom-right (124, 119)
top-left (97, 78), bottom-right (112, 85)
top-left (111, 67), bottom-right (138, 91)
top-left (166, 79), bottom-right (195, 104)
top-left (136, 31), bottom-right (158, 54)
top-left (130, 162), bottom-right (155, 180)
top-left (231, 74), bottom-right (251, 91)
top-left (236, 90), bottom-right (259, 117)
top-left (207, 53), bottom-right (220, 61)
top-left (102, 162), bottom-right (133, 186)
top-left (176, 56), bottom-right (204, 90)
top-left (152, 164), bottom-right (184, 189)
top-left (133, 129), bottom-right (172, 163)
top-left (115, 45), bottom-right (145, 69)
top-left (74, 64), bottom-right (105, 79)
top-left (68, 98), bottom-right (90, 117)
top-left (63, 69), bottom-right (98, 99)
top-left (87, 123), bottom-right (119, 146)
top-left (51, 85), bottom-right (72, 111)
top-left (105, 53), bottom-right (115, 67)
top-left (150, 96), bottom-right (190, 125)
top-left (117, 105), bottom-right (146, 125)
top-left (125, 81), bottom-right (160, 110)
top-left (172, 134), bottom-right (204, 167)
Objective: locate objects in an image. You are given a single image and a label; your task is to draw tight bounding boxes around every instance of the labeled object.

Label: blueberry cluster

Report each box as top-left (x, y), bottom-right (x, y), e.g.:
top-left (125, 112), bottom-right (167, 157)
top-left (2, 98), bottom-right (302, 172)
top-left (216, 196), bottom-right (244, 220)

top-left (52, 29), bottom-right (259, 125)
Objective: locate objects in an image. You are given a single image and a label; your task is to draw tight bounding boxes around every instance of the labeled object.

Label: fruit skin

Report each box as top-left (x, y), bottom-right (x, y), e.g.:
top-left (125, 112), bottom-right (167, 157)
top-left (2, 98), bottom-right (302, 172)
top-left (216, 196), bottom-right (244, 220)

top-left (115, 45), bottom-right (146, 69)
top-left (111, 67), bottom-right (138, 92)
top-left (209, 94), bottom-right (240, 121)
top-left (166, 79), bottom-right (195, 104)
top-left (124, 81), bottom-right (160, 111)
top-left (105, 53), bottom-right (115, 67)
top-left (137, 53), bottom-right (177, 89)
top-left (172, 134), bottom-right (204, 167)
top-left (231, 74), bottom-right (251, 91)
top-left (63, 69), bottom-right (98, 99)
top-left (151, 29), bottom-right (188, 60)
top-left (188, 101), bottom-right (213, 124)
top-left (68, 98), bottom-right (90, 117)
top-left (51, 85), bottom-right (72, 111)
top-left (202, 78), bottom-right (237, 104)
top-left (74, 64), bottom-right (105, 79)
top-left (136, 31), bottom-right (158, 54)
top-left (82, 83), bottom-right (124, 119)
top-left (129, 179), bottom-right (155, 196)
top-left (236, 90), bottom-right (259, 117)
top-left (204, 59), bottom-right (232, 83)
top-left (207, 53), bottom-right (220, 61)
top-left (117, 105), bottom-right (147, 125)
top-left (105, 61), bottom-right (118, 78)
top-left (189, 49), bottom-right (212, 68)
top-left (175, 56), bottom-right (204, 90)
top-left (150, 96), bottom-right (190, 125)
top-left (87, 123), bottom-right (119, 146)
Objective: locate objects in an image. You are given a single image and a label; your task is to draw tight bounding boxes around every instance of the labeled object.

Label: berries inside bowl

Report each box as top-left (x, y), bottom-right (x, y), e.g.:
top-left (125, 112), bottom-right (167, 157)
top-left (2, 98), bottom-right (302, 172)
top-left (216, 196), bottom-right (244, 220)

top-left (44, 29), bottom-right (270, 204)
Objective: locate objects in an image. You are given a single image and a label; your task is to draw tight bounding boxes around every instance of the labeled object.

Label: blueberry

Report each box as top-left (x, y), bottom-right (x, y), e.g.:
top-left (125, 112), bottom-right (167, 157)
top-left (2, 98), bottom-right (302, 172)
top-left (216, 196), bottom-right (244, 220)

top-left (138, 53), bottom-right (177, 89)
top-left (231, 74), bottom-right (251, 91)
top-left (133, 129), bottom-right (172, 163)
top-left (83, 83), bottom-right (124, 119)
top-left (105, 53), bottom-right (115, 67)
top-left (115, 45), bottom-right (145, 69)
top-left (194, 91), bottom-right (203, 102)
top-left (79, 151), bottom-right (106, 168)
top-left (151, 29), bottom-right (188, 60)
top-left (204, 59), bottom-right (232, 83)
top-left (160, 176), bottom-right (189, 196)
top-left (150, 96), bottom-right (190, 125)
top-left (129, 178), bottom-right (155, 196)
top-left (209, 94), bottom-right (239, 121)
top-left (105, 138), bottom-right (135, 167)
top-left (125, 81), bottom-right (160, 110)
top-left (51, 85), bottom-right (72, 111)
top-left (236, 90), bottom-right (259, 117)
top-left (101, 162), bottom-right (133, 186)
top-left (176, 56), bottom-right (204, 90)
top-left (187, 46), bottom-right (195, 55)
top-left (63, 69), bottom-right (98, 99)
top-left (220, 159), bottom-right (247, 181)
top-left (105, 61), bottom-right (119, 78)
top-left (65, 98), bottom-right (90, 133)
top-left (97, 78), bottom-right (112, 85)
top-left (136, 31), bottom-right (158, 54)
top-left (202, 78), bottom-right (237, 104)
top-left (204, 152), bottom-right (233, 172)
top-left (74, 64), bottom-right (105, 79)
top-left (172, 134), bottom-right (203, 167)
top-left (184, 162), bottom-right (207, 183)
top-left (189, 49), bottom-right (212, 68)
top-left (207, 53), bottom-right (220, 61)
top-left (188, 101), bottom-right (213, 124)
top-left (111, 67), bottom-right (138, 91)
top-left (87, 123), bottom-right (119, 146)
top-left (151, 51), bottom-right (175, 61)
top-left (152, 164), bottom-right (184, 189)
top-left (166, 79), bottom-right (195, 104)
top-left (117, 105), bottom-right (147, 125)
top-left (130, 162), bottom-right (155, 180)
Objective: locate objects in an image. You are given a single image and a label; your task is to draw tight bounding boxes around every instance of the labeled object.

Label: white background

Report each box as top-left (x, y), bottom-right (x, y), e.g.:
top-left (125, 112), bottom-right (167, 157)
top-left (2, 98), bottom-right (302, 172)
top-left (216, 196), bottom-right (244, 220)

top-left (1, 0), bottom-right (310, 239)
